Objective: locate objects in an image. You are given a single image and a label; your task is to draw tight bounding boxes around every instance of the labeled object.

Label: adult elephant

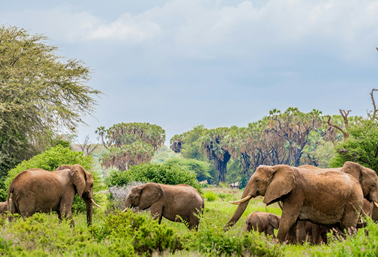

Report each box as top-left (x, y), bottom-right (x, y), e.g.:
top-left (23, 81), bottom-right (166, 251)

top-left (122, 183), bottom-right (204, 230)
top-left (225, 165), bottom-right (365, 243)
top-left (245, 211), bottom-right (280, 238)
top-left (300, 162), bottom-right (378, 208)
top-left (7, 164), bottom-right (101, 226)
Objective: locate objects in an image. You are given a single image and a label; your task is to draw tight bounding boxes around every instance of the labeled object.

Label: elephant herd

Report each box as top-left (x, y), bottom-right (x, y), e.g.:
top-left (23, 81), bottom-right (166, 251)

top-left (227, 161), bottom-right (378, 244)
top-left (0, 161), bottom-right (377, 245)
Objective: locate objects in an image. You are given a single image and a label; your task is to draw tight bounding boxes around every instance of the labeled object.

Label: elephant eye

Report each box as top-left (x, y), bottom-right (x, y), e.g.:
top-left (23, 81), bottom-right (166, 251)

top-left (255, 179), bottom-right (259, 183)
top-left (372, 184), bottom-right (375, 188)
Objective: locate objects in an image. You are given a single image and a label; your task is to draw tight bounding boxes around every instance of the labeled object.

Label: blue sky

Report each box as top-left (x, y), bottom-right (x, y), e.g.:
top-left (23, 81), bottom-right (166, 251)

top-left (1, 0), bottom-right (377, 144)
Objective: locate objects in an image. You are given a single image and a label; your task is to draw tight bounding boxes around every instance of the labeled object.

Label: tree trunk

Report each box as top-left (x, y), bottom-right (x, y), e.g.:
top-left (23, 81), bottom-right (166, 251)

top-left (214, 152), bottom-right (231, 183)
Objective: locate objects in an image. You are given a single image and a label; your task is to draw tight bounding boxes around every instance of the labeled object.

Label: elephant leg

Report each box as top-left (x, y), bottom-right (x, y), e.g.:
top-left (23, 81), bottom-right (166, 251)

top-left (266, 226), bottom-right (275, 238)
top-left (340, 203), bottom-right (359, 234)
top-left (60, 201), bottom-right (74, 227)
top-left (150, 203), bottom-right (163, 223)
top-left (277, 201), bottom-right (302, 243)
top-left (296, 221), bottom-right (307, 244)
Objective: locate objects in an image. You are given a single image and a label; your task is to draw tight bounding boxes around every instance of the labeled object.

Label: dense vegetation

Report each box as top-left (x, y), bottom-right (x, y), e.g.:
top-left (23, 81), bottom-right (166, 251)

top-left (1, 189), bottom-right (377, 256)
top-left (106, 163), bottom-right (200, 191)
top-left (97, 122), bottom-right (165, 171)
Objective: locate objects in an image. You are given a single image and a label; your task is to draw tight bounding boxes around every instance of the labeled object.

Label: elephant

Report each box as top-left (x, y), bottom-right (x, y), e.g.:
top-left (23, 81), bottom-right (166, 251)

top-left (296, 221), bottom-right (328, 245)
top-left (122, 183), bottom-right (204, 230)
top-left (0, 201), bottom-right (7, 215)
top-left (7, 164), bottom-right (101, 226)
top-left (300, 162), bottom-right (378, 209)
top-left (245, 211), bottom-right (280, 238)
top-left (226, 165), bottom-right (365, 243)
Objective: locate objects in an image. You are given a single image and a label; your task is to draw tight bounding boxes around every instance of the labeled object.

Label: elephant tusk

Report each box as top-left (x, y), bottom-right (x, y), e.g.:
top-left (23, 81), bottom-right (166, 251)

top-left (91, 198), bottom-right (102, 209)
top-left (374, 201), bottom-right (378, 208)
top-left (121, 207), bottom-right (128, 213)
top-left (229, 195), bottom-right (252, 205)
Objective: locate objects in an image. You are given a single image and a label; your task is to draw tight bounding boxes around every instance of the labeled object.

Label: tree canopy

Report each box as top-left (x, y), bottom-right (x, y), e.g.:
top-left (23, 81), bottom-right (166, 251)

top-left (0, 25), bottom-right (102, 189)
top-left (97, 122), bottom-right (165, 170)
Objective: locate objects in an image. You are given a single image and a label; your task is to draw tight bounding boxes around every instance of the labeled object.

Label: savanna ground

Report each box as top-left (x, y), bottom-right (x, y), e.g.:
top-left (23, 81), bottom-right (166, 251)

top-left (0, 186), bottom-right (377, 256)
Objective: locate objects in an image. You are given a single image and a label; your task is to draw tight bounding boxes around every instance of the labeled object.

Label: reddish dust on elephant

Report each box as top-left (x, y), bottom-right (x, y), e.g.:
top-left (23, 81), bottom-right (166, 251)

top-left (7, 164), bottom-right (101, 226)
top-left (123, 183), bottom-right (204, 230)
top-left (226, 164), bottom-right (364, 243)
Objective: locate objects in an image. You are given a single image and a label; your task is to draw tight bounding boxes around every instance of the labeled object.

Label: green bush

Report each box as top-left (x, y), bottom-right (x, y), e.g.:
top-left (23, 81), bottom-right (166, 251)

top-left (330, 119), bottom-right (378, 171)
top-left (2, 145), bottom-right (106, 211)
top-left (163, 157), bottom-right (213, 181)
top-left (90, 210), bottom-right (183, 255)
top-left (106, 163), bottom-right (201, 191)
top-left (203, 191), bottom-right (217, 202)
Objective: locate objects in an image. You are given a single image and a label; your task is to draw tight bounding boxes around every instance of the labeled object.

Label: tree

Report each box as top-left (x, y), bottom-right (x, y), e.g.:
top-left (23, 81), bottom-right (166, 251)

top-left (76, 135), bottom-right (99, 156)
top-left (99, 122), bottom-right (165, 170)
top-left (200, 127), bottom-right (234, 182)
top-left (0, 25), bottom-right (102, 189)
top-left (331, 89), bottom-right (378, 171)
top-left (170, 125), bottom-right (207, 161)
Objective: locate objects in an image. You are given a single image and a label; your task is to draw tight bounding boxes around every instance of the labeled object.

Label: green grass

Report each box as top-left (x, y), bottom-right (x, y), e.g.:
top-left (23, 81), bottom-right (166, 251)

top-left (0, 188), bottom-right (377, 256)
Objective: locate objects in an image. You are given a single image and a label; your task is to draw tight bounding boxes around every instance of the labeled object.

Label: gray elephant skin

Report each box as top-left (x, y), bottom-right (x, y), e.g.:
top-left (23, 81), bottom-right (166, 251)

top-left (122, 183), bottom-right (204, 230)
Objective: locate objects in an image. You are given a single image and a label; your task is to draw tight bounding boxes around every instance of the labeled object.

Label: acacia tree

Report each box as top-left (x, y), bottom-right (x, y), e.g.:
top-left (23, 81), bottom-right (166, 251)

top-left (0, 25), bottom-right (102, 181)
top-left (97, 122), bottom-right (165, 170)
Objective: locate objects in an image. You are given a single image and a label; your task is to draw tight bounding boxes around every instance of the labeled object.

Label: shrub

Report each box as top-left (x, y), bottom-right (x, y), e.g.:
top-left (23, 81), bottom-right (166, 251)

top-left (106, 163), bottom-right (201, 191)
top-left (330, 119), bottom-right (378, 171)
top-left (2, 145), bottom-right (106, 211)
top-left (163, 157), bottom-right (213, 181)
top-left (90, 210), bottom-right (183, 255)
top-left (108, 182), bottom-right (144, 210)
top-left (203, 191), bottom-right (217, 202)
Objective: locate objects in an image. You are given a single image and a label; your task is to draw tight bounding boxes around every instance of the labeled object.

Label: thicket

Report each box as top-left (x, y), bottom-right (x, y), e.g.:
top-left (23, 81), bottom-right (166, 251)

top-left (1, 145), bottom-right (106, 211)
top-left (163, 157), bottom-right (213, 182)
top-left (0, 209), bottom-right (282, 256)
top-left (106, 163), bottom-right (201, 191)
top-left (331, 119), bottom-right (378, 171)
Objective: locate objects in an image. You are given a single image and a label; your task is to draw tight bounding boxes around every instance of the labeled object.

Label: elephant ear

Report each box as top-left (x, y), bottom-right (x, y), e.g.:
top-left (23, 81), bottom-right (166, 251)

top-left (342, 161), bottom-right (363, 181)
top-left (268, 214), bottom-right (280, 229)
top-left (138, 183), bottom-right (163, 210)
top-left (70, 164), bottom-right (87, 197)
top-left (263, 165), bottom-right (295, 205)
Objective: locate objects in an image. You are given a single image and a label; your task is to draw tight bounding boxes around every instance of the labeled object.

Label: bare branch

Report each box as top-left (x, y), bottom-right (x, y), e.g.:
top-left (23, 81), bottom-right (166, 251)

top-left (370, 89), bottom-right (378, 120)
top-left (326, 115), bottom-right (349, 141)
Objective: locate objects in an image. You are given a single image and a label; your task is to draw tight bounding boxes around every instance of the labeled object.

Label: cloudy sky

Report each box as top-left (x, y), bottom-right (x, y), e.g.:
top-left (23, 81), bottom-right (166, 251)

top-left (1, 0), bottom-right (378, 143)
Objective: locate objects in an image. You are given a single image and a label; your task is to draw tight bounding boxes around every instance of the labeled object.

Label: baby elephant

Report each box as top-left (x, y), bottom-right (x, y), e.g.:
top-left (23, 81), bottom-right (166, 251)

top-left (245, 211), bottom-right (280, 237)
top-left (0, 199), bottom-right (12, 217)
top-left (122, 183), bottom-right (204, 230)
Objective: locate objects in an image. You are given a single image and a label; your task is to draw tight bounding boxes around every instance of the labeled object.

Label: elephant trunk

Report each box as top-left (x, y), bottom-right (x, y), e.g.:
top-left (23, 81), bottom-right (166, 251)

top-left (225, 201), bottom-right (250, 230)
top-left (85, 199), bottom-right (93, 226)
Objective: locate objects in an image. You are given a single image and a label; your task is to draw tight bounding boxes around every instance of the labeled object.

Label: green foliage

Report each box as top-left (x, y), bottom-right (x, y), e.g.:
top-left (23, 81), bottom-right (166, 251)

top-left (151, 146), bottom-right (180, 164)
top-left (98, 122), bottom-right (165, 171)
top-left (203, 191), bottom-right (217, 201)
top-left (331, 119), bottom-right (378, 171)
top-left (106, 163), bottom-right (201, 191)
top-left (0, 25), bottom-right (102, 188)
top-left (164, 157), bottom-right (213, 181)
top-left (2, 145), bottom-right (105, 211)
top-left (90, 210), bottom-right (183, 255)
